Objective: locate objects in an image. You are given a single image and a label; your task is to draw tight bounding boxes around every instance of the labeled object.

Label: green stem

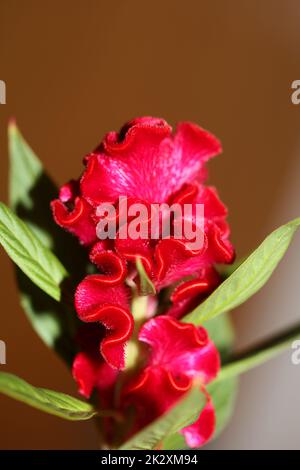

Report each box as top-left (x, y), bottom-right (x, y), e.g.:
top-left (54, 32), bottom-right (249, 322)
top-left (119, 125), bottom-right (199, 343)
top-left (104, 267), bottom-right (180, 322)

top-left (215, 322), bottom-right (300, 384)
top-left (125, 294), bottom-right (148, 370)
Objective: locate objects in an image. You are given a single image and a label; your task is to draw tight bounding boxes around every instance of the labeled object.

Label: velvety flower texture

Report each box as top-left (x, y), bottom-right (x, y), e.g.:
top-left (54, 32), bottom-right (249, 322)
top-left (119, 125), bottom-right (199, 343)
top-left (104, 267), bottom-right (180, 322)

top-left (123, 316), bottom-right (220, 448)
top-left (71, 316), bottom-right (220, 448)
top-left (51, 117), bottom-right (234, 448)
top-left (52, 118), bottom-right (234, 366)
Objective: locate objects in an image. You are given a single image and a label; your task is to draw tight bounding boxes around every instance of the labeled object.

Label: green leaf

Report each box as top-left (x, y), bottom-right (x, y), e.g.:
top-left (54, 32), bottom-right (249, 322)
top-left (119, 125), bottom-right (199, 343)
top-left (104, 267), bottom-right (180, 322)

top-left (0, 372), bottom-right (96, 420)
top-left (162, 428), bottom-right (187, 449)
top-left (217, 256), bottom-right (246, 280)
top-left (8, 122), bottom-right (87, 273)
top-left (120, 385), bottom-right (206, 450)
top-left (203, 313), bottom-right (235, 362)
top-left (184, 218), bottom-right (300, 325)
top-left (136, 258), bottom-right (156, 296)
top-left (0, 202), bottom-right (67, 301)
top-left (17, 275), bottom-right (76, 364)
top-left (9, 121), bottom-right (44, 224)
top-left (8, 123), bottom-right (87, 363)
top-left (216, 322), bottom-right (300, 384)
top-left (9, 120), bottom-right (59, 247)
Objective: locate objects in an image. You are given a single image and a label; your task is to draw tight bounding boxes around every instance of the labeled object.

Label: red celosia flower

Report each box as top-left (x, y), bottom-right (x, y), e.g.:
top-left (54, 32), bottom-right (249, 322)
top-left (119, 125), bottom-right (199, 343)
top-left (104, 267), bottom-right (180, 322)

top-left (50, 117), bottom-right (235, 448)
top-left (123, 316), bottom-right (220, 448)
top-left (51, 117), bottom-right (234, 371)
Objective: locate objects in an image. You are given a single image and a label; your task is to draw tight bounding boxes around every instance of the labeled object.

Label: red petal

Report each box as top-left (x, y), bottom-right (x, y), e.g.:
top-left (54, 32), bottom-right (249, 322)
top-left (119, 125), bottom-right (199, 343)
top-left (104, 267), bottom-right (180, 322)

top-left (81, 118), bottom-right (172, 205)
top-left (174, 121), bottom-right (221, 168)
top-left (89, 244), bottom-right (127, 285)
top-left (80, 118), bottom-right (221, 206)
top-left (73, 352), bottom-right (118, 399)
top-left (72, 325), bottom-right (119, 398)
top-left (197, 186), bottom-right (228, 220)
top-left (167, 268), bottom-right (220, 319)
top-left (206, 223), bottom-right (235, 264)
top-left (154, 238), bottom-right (207, 289)
top-left (59, 180), bottom-right (78, 202)
top-left (181, 399), bottom-right (215, 448)
top-left (196, 186), bottom-right (234, 264)
top-left (51, 196), bottom-right (96, 246)
top-left (75, 275), bottom-right (133, 369)
top-left (115, 236), bottom-right (155, 276)
top-left (123, 367), bottom-right (191, 428)
top-left (72, 352), bottom-right (97, 399)
top-left (139, 316), bottom-right (220, 383)
top-left (169, 183), bottom-right (199, 205)
top-left (171, 279), bottom-right (211, 304)
top-left (123, 366), bottom-right (216, 448)
top-left (96, 360), bottom-right (119, 391)
top-left (122, 317), bottom-right (219, 440)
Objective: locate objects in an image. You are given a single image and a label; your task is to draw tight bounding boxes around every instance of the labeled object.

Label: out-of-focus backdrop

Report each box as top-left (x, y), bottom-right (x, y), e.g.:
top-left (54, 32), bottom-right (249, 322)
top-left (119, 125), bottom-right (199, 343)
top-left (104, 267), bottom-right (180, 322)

top-left (0, 0), bottom-right (300, 449)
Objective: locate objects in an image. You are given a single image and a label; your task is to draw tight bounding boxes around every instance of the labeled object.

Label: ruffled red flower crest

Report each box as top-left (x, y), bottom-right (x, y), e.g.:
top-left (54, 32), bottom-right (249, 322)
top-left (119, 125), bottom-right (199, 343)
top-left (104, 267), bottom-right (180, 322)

top-left (51, 117), bottom-right (235, 448)
top-left (52, 117), bottom-right (234, 293)
top-left (75, 275), bottom-right (133, 369)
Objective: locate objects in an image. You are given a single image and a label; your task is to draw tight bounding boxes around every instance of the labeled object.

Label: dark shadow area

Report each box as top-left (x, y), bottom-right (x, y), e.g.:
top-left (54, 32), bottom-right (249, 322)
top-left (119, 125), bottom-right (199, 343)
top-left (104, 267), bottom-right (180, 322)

top-left (13, 171), bottom-right (89, 366)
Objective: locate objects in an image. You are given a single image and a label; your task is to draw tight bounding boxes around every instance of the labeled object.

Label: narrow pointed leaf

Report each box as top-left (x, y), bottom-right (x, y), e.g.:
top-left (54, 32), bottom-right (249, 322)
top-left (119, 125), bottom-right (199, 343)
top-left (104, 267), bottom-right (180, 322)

top-left (218, 256), bottom-right (246, 279)
top-left (8, 122), bottom-right (87, 274)
top-left (204, 313), bottom-right (235, 362)
top-left (0, 372), bottom-right (96, 420)
top-left (0, 202), bottom-right (67, 301)
top-left (9, 121), bottom-right (43, 215)
top-left (8, 123), bottom-right (86, 363)
top-left (184, 218), bottom-right (300, 325)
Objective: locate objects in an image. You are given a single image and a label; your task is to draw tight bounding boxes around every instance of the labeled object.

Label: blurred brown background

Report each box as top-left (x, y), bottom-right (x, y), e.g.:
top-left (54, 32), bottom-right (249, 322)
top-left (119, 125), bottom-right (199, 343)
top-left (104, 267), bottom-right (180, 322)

top-left (0, 0), bottom-right (300, 449)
